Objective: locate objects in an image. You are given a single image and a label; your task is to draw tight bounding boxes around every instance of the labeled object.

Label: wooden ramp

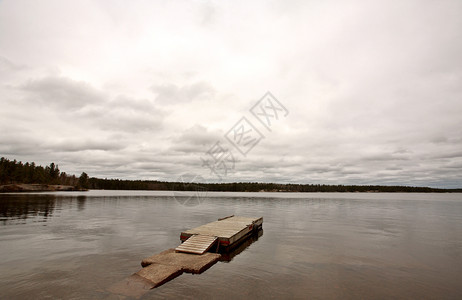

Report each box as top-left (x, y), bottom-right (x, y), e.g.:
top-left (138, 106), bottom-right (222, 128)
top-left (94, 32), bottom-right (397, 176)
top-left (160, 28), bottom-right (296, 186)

top-left (175, 235), bottom-right (217, 254)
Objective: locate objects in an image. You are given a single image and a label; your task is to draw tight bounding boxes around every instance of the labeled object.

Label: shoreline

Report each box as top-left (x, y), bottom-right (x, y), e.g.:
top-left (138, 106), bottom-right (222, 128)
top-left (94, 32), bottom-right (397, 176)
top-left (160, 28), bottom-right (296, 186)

top-left (0, 184), bottom-right (87, 193)
top-left (1, 184), bottom-right (461, 194)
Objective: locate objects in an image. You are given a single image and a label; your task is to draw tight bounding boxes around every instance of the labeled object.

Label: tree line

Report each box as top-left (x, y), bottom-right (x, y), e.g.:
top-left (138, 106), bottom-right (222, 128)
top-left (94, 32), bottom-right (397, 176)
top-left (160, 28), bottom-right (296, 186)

top-left (86, 179), bottom-right (461, 193)
top-left (1, 157), bottom-right (461, 192)
top-left (0, 157), bottom-right (86, 187)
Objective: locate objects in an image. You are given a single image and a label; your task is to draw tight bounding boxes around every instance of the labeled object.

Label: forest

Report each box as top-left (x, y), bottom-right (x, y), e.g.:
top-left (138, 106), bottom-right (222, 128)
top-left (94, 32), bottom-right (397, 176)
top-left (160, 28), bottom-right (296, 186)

top-left (1, 157), bottom-right (461, 193)
top-left (1, 157), bottom-right (73, 185)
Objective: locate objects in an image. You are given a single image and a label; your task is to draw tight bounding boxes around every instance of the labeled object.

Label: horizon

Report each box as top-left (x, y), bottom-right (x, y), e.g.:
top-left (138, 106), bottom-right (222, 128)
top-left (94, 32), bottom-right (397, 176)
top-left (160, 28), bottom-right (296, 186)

top-left (2, 155), bottom-right (462, 191)
top-left (1, 1), bottom-right (462, 189)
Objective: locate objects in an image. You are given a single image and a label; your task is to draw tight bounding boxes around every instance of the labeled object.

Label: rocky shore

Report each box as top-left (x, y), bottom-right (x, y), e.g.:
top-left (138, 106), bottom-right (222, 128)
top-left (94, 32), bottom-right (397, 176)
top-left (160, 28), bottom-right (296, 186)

top-left (0, 184), bottom-right (86, 193)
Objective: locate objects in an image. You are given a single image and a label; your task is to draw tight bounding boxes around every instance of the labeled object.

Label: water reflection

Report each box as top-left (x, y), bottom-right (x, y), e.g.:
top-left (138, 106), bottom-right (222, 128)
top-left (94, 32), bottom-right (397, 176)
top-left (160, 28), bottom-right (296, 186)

top-left (0, 195), bottom-right (56, 224)
top-left (220, 229), bottom-right (263, 262)
top-left (0, 194), bottom-right (87, 224)
top-left (77, 195), bottom-right (86, 211)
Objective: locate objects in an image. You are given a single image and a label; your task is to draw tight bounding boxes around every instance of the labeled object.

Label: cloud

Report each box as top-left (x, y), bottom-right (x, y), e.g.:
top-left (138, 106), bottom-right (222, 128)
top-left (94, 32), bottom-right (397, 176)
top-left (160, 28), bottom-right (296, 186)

top-left (20, 76), bottom-right (104, 110)
top-left (0, 56), bottom-right (25, 72)
top-left (169, 124), bottom-right (223, 153)
top-left (46, 138), bottom-right (125, 152)
top-left (88, 96), bottom-right (166, 133)
top-left (0, 0), bottom-right (461, 188)
top-left (151, 81), bottom-right (215, 105)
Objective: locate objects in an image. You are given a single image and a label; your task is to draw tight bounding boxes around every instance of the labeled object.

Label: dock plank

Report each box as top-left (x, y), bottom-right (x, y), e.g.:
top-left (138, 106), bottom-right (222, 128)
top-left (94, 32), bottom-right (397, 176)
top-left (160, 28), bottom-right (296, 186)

top-left (175, 235), bottom-right (217, 254)
top-left (141, 249), bottom-right (221, 273)
top-left (136, 264), bottom-right (183, 288)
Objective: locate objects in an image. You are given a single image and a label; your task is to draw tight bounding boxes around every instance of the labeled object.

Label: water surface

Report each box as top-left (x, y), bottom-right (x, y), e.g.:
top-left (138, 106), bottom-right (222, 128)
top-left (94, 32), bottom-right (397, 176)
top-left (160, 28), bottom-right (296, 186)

top-left (1, 191), bottom-right (461, 299)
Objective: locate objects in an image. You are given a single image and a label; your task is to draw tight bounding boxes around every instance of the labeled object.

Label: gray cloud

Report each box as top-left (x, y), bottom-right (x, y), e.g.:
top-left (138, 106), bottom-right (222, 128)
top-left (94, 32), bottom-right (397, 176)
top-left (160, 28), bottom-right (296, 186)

top-left (0, 0), bottom-right (461, 188)
top-left (169, 124), bottom-right (223, 154)
top-left (20, 76), bottom-right (104, 110)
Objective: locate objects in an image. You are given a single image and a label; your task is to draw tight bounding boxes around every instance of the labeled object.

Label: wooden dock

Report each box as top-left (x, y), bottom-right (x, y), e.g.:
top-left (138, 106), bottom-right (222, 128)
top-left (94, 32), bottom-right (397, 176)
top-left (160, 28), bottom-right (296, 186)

top-left (108, 216), bottom-right (263, 297)
top-left (177, 215), bottom-right (263, 254)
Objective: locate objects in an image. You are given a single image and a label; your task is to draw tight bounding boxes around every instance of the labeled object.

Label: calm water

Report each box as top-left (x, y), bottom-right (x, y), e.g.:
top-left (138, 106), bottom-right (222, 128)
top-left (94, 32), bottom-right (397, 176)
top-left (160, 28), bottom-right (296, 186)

top-left (1, 191), bottom-right (461, 299)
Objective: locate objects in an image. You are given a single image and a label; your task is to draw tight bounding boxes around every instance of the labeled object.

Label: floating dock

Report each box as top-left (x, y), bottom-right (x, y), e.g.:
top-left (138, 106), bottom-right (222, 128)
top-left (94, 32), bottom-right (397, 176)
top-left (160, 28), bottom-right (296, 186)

top-left (108, 216), bottom-right (263, 297)
top-left (177, 215), bottom-right (263, 254)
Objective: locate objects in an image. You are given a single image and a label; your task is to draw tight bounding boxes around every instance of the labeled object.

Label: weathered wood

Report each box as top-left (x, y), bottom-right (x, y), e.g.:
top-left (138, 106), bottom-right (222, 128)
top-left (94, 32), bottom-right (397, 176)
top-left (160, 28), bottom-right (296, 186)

top-left (141, 248), bottom-right (221, 273)
top-left (136, 264), bottom-right (183, 287)
top-left (180, 216), bottom-right (263, 247)
top-left (108, 216), bottom-right (263, 297)
top-left (175, 235), bottom-right (217, 254)
top-left (218, 214), bottom-right (234, 221)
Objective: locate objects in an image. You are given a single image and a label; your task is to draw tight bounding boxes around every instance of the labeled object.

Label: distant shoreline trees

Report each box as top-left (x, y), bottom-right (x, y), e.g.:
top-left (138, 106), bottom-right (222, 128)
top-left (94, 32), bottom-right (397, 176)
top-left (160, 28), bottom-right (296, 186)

top-left (0, 157), bottom-right (77, 186)
top-left (1, 157), bottom-right (461, 193)
top-left (84, 177), bottom-right (462, 193)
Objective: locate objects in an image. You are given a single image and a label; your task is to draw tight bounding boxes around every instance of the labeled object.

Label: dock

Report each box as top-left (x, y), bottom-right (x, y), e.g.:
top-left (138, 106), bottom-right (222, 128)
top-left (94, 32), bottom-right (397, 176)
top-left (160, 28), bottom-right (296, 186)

top-left (108, 216), bottom-right (263, 298)
top-left (178, 215), bottom-right (263, 253)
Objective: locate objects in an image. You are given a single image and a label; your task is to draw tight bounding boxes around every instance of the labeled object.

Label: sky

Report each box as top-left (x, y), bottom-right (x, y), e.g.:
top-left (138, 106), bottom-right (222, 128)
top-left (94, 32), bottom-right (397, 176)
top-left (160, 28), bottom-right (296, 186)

top-left (1, 0), bottom-right (461, 188)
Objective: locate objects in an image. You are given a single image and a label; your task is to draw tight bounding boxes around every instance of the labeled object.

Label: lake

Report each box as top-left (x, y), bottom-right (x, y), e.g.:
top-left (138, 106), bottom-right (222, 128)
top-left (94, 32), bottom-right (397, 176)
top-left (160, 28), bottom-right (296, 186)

top-left (1, 191), bottom-right (461, 299)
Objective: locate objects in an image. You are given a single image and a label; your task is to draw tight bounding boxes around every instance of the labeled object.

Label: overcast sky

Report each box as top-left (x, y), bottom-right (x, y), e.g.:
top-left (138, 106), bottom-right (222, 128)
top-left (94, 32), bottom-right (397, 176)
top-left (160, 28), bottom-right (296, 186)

top-left (1, 0), bottom-right (461, 188)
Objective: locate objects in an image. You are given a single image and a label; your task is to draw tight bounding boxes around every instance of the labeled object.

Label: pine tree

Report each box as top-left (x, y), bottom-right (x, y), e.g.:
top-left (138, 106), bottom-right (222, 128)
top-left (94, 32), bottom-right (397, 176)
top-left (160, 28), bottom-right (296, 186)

top-left (78, 172), bottom-right (89, 189)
